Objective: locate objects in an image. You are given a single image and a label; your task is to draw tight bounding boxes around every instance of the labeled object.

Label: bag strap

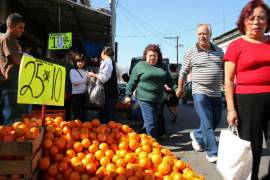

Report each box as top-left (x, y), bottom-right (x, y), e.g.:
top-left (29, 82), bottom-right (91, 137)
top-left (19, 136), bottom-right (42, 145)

top-left (76, 69), bottom-right (84, 78)
top-left (228, 124), bottom-right (239, 136)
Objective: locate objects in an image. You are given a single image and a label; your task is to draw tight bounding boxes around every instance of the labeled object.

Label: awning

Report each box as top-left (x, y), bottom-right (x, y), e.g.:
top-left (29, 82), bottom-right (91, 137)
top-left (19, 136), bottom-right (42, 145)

top-left (14, 0), bottom-right (111, 47)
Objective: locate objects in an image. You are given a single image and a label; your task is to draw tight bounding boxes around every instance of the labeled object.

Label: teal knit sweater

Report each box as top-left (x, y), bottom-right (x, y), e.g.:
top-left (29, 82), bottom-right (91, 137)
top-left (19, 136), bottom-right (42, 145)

top-left (125, 61), bottom-right (177, 103)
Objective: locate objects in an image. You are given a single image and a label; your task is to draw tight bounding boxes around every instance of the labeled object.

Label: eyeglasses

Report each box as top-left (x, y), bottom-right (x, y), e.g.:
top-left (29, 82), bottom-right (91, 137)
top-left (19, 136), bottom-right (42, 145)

top-left (246, 15), bottom-right (267, 23)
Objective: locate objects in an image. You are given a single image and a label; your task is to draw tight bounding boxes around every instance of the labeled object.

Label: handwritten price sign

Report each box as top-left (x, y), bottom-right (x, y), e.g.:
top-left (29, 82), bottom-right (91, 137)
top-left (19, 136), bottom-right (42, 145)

top-left (17, 55), bottom-right (66, 106)
top-left (48, 32), bottom-right (72, 50)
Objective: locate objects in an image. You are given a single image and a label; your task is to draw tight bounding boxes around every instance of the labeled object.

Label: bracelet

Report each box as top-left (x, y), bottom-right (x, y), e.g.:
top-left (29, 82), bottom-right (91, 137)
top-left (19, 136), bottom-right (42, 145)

top-left (227, 109), bottom-right (236, 112)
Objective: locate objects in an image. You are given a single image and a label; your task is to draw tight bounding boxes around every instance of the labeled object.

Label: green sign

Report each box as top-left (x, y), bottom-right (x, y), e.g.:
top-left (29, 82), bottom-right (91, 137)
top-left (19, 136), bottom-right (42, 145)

top-left (18, 55), bottom-right (66, 106)
top-left (48, 32), bottom-right (72, 50)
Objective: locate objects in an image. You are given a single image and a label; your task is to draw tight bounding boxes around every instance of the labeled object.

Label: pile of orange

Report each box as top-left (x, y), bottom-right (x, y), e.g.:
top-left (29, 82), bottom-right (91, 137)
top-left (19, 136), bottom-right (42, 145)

top-left (0, 119), bottom-right (41, 143)
top-left (37, 117), bottom-right (204, 180)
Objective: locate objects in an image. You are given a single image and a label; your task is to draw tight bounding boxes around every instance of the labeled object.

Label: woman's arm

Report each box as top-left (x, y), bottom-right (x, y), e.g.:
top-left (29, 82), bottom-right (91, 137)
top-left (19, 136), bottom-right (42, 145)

top-left (125, 65), bottom-right (140, 104)
top-left (224, 61), bottom-right (238, 125)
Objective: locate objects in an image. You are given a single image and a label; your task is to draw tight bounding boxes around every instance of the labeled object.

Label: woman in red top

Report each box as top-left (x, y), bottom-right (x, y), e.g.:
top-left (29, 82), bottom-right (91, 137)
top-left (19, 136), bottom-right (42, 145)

top-left (224, 0), bottom-right (270, 179)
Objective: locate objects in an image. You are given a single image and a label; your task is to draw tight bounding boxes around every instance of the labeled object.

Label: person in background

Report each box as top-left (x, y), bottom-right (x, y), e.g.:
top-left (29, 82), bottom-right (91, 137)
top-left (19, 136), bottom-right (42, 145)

top-left (67, 48), bottom-right (79, 65)
top-left (0, 13), bottom-right (28, 125)
top-left (176, 24), bottom-right (224, 163)
top-left (89, 46), bottom-right (118, 124)
top-left (125, 44), bottom-right (177, 139)
top-left (70, 54), bottom-right (89, 121)
top-left (224, 1), bottom-right (270, 179)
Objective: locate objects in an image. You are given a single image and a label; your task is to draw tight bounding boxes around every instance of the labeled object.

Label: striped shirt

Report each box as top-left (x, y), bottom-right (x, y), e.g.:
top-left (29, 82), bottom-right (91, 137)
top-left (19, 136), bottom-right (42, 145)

top-left (179, 43), bottom-right (224, 97)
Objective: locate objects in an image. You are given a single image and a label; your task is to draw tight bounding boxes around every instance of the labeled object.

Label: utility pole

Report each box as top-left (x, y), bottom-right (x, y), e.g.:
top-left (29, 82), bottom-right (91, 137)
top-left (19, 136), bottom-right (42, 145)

top-left (109, 0), bottom-right (116, 52)
top-left (164, 36), bottom-right (183, 64)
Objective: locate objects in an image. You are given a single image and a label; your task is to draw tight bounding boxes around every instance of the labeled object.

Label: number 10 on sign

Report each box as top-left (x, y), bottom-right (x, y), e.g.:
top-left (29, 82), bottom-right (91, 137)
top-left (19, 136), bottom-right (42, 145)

top-left (17, 55), bottom-right (66, 106)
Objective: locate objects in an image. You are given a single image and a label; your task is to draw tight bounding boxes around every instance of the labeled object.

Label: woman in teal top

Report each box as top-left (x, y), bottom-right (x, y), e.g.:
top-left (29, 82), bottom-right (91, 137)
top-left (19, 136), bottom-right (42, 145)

top-left (125, 44), bottom-right (177, 138)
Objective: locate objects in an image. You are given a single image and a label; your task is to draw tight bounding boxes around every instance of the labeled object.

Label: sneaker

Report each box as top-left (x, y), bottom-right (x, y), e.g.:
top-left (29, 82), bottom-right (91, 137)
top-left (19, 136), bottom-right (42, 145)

top-left (206, 155), bottom-right (217, 163)
top-left (190, 131), bottom-right (203, 151)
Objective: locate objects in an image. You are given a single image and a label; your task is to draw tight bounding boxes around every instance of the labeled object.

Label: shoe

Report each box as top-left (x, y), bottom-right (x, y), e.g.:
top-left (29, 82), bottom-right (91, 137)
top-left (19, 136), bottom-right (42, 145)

top-left (190, 131), bottom-right (203, 151)
top-left (206, 155), bottom-right (217, 163)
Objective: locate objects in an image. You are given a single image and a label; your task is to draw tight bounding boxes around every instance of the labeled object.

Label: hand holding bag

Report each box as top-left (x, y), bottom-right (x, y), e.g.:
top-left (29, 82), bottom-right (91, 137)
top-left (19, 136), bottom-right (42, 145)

top-left (216, 125), bottom-right (252, 180)
top-left (87, 77), bottom-right (105, 108)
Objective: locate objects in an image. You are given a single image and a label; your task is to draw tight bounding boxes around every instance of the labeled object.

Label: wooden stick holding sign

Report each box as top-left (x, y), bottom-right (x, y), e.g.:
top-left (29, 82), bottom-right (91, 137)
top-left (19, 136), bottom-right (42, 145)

top-left (18, 55), bottom-right (66, 125)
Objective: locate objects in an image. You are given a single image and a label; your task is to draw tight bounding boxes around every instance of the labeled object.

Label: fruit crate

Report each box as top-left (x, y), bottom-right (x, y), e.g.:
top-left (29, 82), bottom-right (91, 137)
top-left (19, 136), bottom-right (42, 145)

top-left (0, 127), bottom-right (44, 179)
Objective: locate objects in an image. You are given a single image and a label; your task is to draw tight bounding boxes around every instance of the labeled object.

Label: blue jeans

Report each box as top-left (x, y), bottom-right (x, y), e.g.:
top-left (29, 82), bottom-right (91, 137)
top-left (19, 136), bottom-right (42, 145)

top-left (193, 94), bottom-right (222, 157)
top-left (138, 100), bottom-right (161, 138)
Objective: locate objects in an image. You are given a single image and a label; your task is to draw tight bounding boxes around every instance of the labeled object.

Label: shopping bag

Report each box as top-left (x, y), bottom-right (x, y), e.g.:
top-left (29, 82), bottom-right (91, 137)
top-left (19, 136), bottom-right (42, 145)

top-left (87, 77), bottom-right (105, 108)
top-left (216, 125), bottom-right (252, 180)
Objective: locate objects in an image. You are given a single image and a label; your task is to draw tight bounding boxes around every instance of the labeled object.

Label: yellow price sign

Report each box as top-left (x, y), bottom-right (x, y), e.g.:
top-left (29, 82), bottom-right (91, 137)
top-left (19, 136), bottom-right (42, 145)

top-left (48, 32), bottom-right (72, 50)
top-left (18, 55), bottom-right (66, 106)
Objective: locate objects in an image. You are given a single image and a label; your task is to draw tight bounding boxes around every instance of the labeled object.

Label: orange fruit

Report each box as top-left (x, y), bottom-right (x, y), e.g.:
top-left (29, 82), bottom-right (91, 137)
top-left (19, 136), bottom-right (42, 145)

top-left (100, 156), bottom-right (110, 167)
top-left (91, 119), bottom-right (101, 127)
top-left (38, 157), bottom-right (50, 170)
top-left (73, 142), bottom-right (83, 152)
top-left (171, 172), bottom-right (183, 180)
top-left (134, 169), bottom-right (144, 179)
top-left (115, 174), bottom-right (127, 180)
top-left (99, 143), bottom-right (109, 152)
top-left (95, 166), bottom-right (105, 179)
top-left (151, 153), bottom-right (162, 165)
top-left (142, 145), bottom-right (151, 153)
top-left (56, 138), bottom-right (66, 149)
top-left (68, 171), bottom-right (80, 180)
top-left (108, 121), bottom-right (116, 128)
top-left (138, 157), bottom-right (150, 168)
top-left (47, 164), bottom-right (58, 177)
top-left (49, 146), bottom-right (59, 156)
top-left (43, 139), bottom-right (53, 149)
top-left (54, 116), bottom-right (63, 125)
top-left (77, 152), bottom-right (85, 160)
top-left (86, 162), bottom-right (97, 174)
top-left (174, 159), bottom-right (186, 171)
top-left (95, 150), bottom-right (105, 160)
top-left (158, 163), bottom-right (170, 175)
top-left (124, 153), bottom-right (136, 163)
top-left (88, 143), bottom-right (98, 153)
top-left (81, 173), bottom-right (90, 180)
top-left (121, 124), bottom-right (131, 134)
top-left (66, 149), bottom-right (76, 158)
top-left (25, 131), bottom-right (35, 140)
top-left (14, 128), bottom-right (25, 138)
top-left (117, 158), bottom-right (127, 167)
top-left (129, 139), bottom-right (138, 151)
top-left (80, 139), bottom-right (90, 148)
top-left (59, 161), bottom-right (68, 172)
top-left (71, 130), bottom-right (80, 140)
top-left (54, 127), bottom-right (62, 137)
top-left (119, 141), bottom-right (129, 150)
top-left (46, 125), bottom-right (55, 134)
top-left (54, 153), bottom-right (64, 162)
top-left (97, 133), bottom-right (106, 142)
top-left (62, 126), bottom-right (71, 134)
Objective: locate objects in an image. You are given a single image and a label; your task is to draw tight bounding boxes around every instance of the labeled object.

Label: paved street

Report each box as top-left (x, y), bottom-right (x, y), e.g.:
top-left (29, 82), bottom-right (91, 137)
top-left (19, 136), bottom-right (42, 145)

top-left (159, 102), bottom-right (269, 180)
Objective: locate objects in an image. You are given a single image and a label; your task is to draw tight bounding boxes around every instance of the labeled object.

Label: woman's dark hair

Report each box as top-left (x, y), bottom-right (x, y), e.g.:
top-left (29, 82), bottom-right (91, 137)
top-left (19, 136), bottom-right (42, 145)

top-left (237, 0), bottom-right (270, 34)
top-left (102, 46), bottom-right (114, 57)
top-left (74, 54), bottom-right (87, 69)
top-left (6, 13), bottom-right (24, 26)
top-left (143, 44), bottom-right (163, 64)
